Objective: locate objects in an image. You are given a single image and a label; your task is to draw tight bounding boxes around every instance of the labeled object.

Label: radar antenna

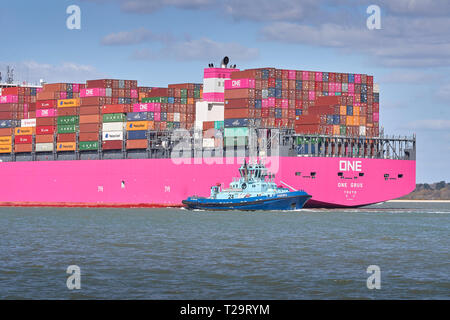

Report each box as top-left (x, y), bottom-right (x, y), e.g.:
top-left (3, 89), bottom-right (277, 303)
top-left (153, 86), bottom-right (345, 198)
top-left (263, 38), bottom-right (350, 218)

top-left (6, 66), bottom-right (14, 84)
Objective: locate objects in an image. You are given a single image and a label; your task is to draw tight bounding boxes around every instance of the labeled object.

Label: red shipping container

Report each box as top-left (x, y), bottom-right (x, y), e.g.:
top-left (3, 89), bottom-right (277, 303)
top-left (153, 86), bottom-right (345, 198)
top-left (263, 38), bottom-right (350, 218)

top-left (36, 99), bottom-right (57, 109)
top-left (79, 132), bottom-right (98, 141)
top-left (102, 104), bottom-right (128, 114)
top-left (80, 97), bottom-right (111, 106)
top-left (57, 133), bottom-right (76, 142)
top-left (224, 98), bottom-right (255, 108)
top-left (79, 106), bottom-right (101, 115)
top-left (15, 135), bottom-right (32, 144)
top-left (0, 112), bottom-right (15, 120)
top-left (58, 107), bottom-right (78, 116)
top-left (36, 117), bottom-right (57, 126)
top-left (36, 126), bottom-right (55, 135)
top-left (102, 140), bottom-right (122, 150)
top-left (79, 123), bottom-right (101, 133)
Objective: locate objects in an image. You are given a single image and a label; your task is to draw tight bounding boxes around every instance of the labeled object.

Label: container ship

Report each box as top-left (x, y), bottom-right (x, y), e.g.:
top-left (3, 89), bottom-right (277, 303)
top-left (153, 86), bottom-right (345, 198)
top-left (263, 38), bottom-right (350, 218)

top-left (0, 58), bottom-right (416, 208)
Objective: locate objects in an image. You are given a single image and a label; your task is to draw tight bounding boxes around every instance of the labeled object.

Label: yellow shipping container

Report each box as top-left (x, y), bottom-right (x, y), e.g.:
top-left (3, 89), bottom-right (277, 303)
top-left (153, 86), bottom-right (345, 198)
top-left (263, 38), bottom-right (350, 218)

top-left (14, 127), bottom-right (34, 135)
top-left (0, 144), bottom-right (12, 153)
top-left (0, 136), bottom-right (12, 145)
top-left (57, 98), bottom-right (80, 108)
top-left (127, 121), bottom-right (148, 131)
top-left (354, 106), bottom-right (360, 116)
top-left (353, 116), bottom-right (359, 126)
top-left (56, 142), bottom-right (76, 151)
top-left (359, 116), bottom-right (366, 126)
top-left (187, 98), bottom-right (194, 105)
top-left (346, 116), bottom-right (353, 126)
top-left (333, 125), bottom-right (340, 135)
top-left (340, 106), bottom-right (346, 115)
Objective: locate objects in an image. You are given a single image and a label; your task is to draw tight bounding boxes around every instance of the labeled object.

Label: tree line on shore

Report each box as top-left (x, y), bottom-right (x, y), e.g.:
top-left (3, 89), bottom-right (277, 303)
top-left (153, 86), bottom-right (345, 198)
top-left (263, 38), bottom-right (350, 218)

top-left (400, 181), bottom-right (450, 200)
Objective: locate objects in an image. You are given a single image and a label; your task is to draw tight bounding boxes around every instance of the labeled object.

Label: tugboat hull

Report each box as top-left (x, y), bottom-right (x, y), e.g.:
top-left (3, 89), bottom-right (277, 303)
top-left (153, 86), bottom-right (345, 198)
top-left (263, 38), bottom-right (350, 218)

top-left (182, 191), bottom-right (312, 211)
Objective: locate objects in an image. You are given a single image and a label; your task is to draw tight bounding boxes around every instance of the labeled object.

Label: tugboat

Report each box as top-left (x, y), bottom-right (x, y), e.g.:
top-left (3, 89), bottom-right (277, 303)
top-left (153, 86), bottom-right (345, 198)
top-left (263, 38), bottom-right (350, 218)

top-left (182, 160), bottom-right (312, 211)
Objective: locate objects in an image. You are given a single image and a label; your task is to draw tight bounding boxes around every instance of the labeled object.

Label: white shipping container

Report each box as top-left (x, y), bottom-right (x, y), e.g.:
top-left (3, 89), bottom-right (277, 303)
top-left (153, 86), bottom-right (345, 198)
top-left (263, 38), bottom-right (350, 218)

top-left (202, 138), bottom-right (215, 148)
top-left (102, 122), bottom-right (125, 132)
top-left (35, 143), bottom-right (54, 152)
top-left (102, 131), bottom-right (124, 141)
top-left (359, 126), bottom-right (366, 136)
top-left (21, 118), bottom-right (36, 127)
top-left (173, 112), bottom-right (180, 122)
top-left (373, 83), bottom-right (380, 93)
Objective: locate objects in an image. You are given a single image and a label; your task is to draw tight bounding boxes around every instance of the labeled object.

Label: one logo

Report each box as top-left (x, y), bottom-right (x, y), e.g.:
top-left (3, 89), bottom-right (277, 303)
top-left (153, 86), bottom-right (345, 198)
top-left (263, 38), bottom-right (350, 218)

top-left (339, 160), bottom-right (362, 172)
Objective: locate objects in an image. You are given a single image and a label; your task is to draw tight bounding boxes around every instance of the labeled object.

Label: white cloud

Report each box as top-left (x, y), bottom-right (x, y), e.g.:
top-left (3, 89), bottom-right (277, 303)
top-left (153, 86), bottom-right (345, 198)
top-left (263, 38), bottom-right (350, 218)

top-left (101, 28), bottom-right (173, 45)
top-left (406, 119), bottom-right (450, 130)
top-left (0, 61), bottom-right (104, 84)
top-left (131, 37), bottom-right (259, 61)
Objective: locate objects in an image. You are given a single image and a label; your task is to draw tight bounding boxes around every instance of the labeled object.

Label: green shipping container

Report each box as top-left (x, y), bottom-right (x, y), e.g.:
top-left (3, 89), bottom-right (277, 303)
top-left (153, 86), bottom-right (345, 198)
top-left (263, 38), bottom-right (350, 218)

top-left (142, 97), bottom-right (167, 103)
top-left (194, 90), bottom-right (200, 99)
top-left (214, 121), bottom-right (224, 130)
top-left (57, 124), bottom-right (77, 134)
top-left (79, 141), bottom-right (99, 151)
top-left (103, 113), bottom-right (126, 122)
top-left (340, 125), bottom-right (346, 135)
top-left (57, 115), bottom-right (79, 125)
top-left (180, 89), bottom-right (187, 98)
top-left (224, 127), bottom-right (249, 137)
top-left (180, 98), bottom-right (187, 105)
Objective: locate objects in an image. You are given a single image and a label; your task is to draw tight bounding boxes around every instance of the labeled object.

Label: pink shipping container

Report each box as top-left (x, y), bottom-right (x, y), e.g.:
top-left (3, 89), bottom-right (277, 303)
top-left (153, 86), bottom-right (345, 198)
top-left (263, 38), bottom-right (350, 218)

top-left (60, 92), bottom-right (67, 99)
top-left (73, 84), bottom-right (80, 93)
top-left (309, 91), bottom-right (315, 101)
top-left (373, 112), bottom-right (379, 122)
top-left (281, 99), bottom-right (288, 108)
top-left (262, 99), bottom-right (268, 108)
top-left (154, 113), bottom-right (161, 121)
top-left (224, 79), bottom-right (255, 90)
top-left (348, 83), bottom-right (354, 93)
top-left (203, 92), bottom-right (224, 102)
top-left (315, 72), bottom-right (323, 82)
top-left (0, 95), bottom-right (18, 104)
top-left (288, 70), bottom-right (296, 80)
top-left (153, 103), bottom-right (161, 112)
top-left (81, 88), bottom-right (106, 98)
top-left (131, 89), bottom-right (138, 98)
top-left (36, 108), bottom-right (57, 118)
top-left (133, 103), bottom-right (152, 112)
top-left (268, 97), bottom-right (275, 107)
top-left (302, 71), bottom-right (309, 80)
top-left (355, 74), bottom-right (361, 83)
top-left (335, 82), bottom-right (342, 92)
top-left (203, 67), bottom-right (239, 79)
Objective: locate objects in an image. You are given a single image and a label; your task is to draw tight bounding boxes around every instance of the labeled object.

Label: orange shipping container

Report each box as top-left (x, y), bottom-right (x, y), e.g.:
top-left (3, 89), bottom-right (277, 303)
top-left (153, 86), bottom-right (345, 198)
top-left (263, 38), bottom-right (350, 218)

top-left (14, 127), bottom-right (34, 135)
top-left (36, 134), bottom-right (54, 143)
top-left (354, 106), bottom-right (360, 116)
top-left (333, 125), bottom-right (340, 135)
top-left (37, 91), bottom-right (59, 101)
top-left (56, 142), bottom-right (76, 151)
top-left (126, 139), bottom-right (148, 150)
top-left (102, 104), bottom-right (126, 114)
top-left (340, 106), bottom-right (346, 115)
top-left (14, 144), bottom-right (32, 153)
top-left (0, 144), bottom-right (12, 153)
top-left (57, 98), bottom-right (80, 108)
top-left (80, 114), bottom-right (101, 124)
top-left (127, 121), bottom-right (148, 131)
top-left (0, 136), bottom-right (12, 145)
top-left (148, 121), bottom-right (155, 130)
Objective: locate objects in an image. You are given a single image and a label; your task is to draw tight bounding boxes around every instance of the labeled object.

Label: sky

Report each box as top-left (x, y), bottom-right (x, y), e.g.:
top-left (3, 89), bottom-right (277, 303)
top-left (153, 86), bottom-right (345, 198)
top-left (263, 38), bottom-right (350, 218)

top-left (0, 0), bottom-right (449, 183)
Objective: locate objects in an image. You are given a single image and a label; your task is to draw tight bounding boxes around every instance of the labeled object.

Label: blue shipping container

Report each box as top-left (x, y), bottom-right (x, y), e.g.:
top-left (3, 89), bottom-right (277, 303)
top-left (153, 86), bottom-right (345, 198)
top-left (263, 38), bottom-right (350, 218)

top-left (347, 106), bottom-right (353, 116)
top-left (127, 130), bottom-right (147, 140)
top-left (0, 120), bottom-right (12, 128)
top-left (127, 112), bottom-right (148, 121)
top-left (224, 118), bottom-right (249, 128)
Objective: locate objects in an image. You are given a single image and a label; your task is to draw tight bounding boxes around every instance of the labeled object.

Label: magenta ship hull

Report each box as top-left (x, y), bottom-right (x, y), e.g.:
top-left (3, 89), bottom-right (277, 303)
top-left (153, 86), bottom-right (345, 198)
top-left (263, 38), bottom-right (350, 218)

top-left (0, 156), bottom-right (415, 208)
